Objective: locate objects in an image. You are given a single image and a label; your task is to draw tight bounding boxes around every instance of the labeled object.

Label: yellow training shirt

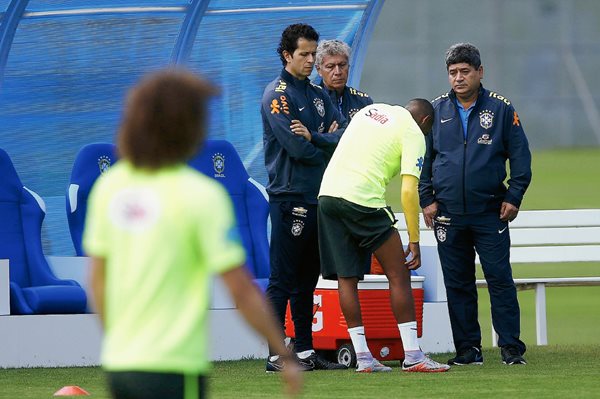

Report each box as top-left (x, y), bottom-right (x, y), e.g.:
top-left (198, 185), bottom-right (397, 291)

top-left (319, 103), bottom-right (426, 209)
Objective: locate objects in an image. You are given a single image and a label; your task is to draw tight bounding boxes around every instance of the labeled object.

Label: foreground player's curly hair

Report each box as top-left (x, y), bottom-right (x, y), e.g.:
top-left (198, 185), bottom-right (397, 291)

top-left (118, 69), bottom-right (218, 169)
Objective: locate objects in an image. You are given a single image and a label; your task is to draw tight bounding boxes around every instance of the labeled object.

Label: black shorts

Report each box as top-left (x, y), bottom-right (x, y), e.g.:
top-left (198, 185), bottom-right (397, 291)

top-left (318, 196), bottom-right (398, 280)
top-left (106, 370), bottom-right (207, 399)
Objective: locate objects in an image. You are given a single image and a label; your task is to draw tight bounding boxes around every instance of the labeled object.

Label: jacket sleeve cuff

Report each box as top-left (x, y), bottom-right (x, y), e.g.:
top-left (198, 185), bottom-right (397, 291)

top-left (419, 195), bottom-right (435, 209)
top-left (503, 191), bottom-right (522, 208)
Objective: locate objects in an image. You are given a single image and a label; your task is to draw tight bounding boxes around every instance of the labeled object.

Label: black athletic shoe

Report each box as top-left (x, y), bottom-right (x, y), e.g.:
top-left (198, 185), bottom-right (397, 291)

top-left (299, 353), bottom-right (347, 370)
top-left (266, 356), bottom-right (286, 373)
top-left (448, 347), bottom-right (484, 366)
top-left (266, 355), bottom-right (314, 373)
top-left (501, 346), bottom-right (527, 365)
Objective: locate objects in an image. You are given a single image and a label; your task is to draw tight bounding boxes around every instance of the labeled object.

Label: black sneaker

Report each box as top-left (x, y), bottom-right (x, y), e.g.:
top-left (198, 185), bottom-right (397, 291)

top-left (266, 355), bottom-right (313, 373)
top-left (448, 347), bottom-right (484, 365)
top-left (299, 352), bottom-right (347, 370)
top-left (501, 346), bottom-right (527, 365)
top-left (266, 356), bottom-right (285, 372)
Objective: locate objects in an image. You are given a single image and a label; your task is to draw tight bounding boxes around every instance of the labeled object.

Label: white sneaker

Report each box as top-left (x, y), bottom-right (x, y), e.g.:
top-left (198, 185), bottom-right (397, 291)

top-left (402, 356), bottom-right (450, 372)
top-left (356, 358), bottom-right (392, 373)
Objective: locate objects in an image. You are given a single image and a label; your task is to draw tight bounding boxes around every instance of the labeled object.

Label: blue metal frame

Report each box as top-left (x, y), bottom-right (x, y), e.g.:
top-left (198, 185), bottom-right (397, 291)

top-left (170, 0), bottom-right (211, 65)
top-left (0, 0), bottom-right (28, 88)
top-left (347, 0), bottom-right (384, 88)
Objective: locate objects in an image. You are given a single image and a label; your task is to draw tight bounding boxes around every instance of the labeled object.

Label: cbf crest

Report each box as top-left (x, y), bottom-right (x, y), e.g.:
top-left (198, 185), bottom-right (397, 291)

top-left (313, 98), bottom-right (325, 117)
top-left (98, 156), bottom-right (112, 174)
top-left (435, 225), bottom-right (447, 242)
top-left (291, 220), bottom-right (305, 236)
top-left (212, 153), bottom-right (225, 178)
top-left (479, 110), bottom-right (494, 129)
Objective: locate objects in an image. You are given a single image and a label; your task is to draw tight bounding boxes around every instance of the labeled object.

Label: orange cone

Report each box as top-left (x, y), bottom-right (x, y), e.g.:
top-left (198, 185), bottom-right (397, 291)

top-left (53, 386), bottom-right (90, 396)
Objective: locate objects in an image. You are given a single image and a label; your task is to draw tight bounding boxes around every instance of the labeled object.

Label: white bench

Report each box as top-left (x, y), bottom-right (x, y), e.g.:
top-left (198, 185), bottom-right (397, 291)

top-left (476, 276), bottom-right (600, 346)
top-left (396, 209), bottom-right (600, 346)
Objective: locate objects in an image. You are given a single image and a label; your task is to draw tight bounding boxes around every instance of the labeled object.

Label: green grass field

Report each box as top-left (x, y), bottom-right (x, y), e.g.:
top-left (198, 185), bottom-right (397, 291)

top-left (1, 148), bottom-right (599, 398)
top-left (2, 345), bottom-right (599, 398)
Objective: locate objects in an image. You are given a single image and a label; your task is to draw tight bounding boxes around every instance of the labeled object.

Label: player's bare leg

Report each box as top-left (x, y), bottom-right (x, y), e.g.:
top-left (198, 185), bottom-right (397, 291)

top-left (338, 277), bottom-right (391, 372)
top-left (373, 231), bottom-right (415, 323)
top-left (338, 276), bottom-right (362, 328)
top-left (374, 231), bottom-right (450, 372)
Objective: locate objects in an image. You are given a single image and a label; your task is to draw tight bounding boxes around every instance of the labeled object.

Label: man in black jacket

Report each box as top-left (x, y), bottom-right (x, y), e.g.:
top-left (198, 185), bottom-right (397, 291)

top-left (261, 23), bottom-right (346, 372)
top-left (419, 43), bottom-right (532, 366)
top-left (315, 39), bottom-right (373, 122)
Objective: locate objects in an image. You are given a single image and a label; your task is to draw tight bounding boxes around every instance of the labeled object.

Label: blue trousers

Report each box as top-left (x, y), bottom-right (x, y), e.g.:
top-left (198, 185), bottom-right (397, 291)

top-left (434, 209), bottom-right (526, 354)
top-left (266, 201), bottom-right (320, 353)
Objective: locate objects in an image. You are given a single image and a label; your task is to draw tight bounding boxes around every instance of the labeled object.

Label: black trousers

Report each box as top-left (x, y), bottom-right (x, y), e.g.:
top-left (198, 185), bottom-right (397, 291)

top-left (434, 209), bottom-right (526, 354)
top-left (106, 371), bottom-right (206, 399)
top-left (266, 200), bottom-right (320, 353)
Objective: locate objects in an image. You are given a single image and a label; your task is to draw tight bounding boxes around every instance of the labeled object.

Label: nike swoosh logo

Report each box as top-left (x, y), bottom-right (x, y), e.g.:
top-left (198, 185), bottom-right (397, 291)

top-left (441, 118), bottom-right (453, 123)
top-left (299, 106), bottom-right (306, 111)
top-left (498, 227), bottom-right (507, 234)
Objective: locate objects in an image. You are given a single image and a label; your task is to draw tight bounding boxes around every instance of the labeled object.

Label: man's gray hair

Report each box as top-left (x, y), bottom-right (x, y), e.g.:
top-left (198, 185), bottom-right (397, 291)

top-left (445, 43), bottom-right (481, 70)
top-left (316, 39), bottom-right (351, 67)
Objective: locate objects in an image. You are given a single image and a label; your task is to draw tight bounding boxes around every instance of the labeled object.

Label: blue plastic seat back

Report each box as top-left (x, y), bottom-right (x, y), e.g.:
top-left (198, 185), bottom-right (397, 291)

top-left (0, 148), bottom-right (31, 288)
top-left (66, 143), bottom-right (118, 256)
top-left (188, 140), bottom-right (270, 289)
top-left (0, 148), bottom-right (87, 314)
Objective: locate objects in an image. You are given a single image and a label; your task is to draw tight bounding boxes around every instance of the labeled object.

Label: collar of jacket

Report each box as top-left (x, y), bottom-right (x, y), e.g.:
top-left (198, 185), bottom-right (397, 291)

top-left (280, 68), bottom-right (311, 88)
top-left (317, 79), bottom-right (345, 101)
top-left (448, 84), bottom-right (486, 108)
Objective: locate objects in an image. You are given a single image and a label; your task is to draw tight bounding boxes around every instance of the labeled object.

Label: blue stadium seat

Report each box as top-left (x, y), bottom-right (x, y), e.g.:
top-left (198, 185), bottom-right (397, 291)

top-left (0, 148), bottom-right (87, 315)
top-left (189, 140), bottom-right (270, 291)
top-left (66, 143), bottom-right (118, 256)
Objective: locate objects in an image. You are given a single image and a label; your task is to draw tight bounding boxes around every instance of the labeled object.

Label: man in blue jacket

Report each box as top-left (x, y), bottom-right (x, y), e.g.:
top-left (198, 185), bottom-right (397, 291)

top-left (261, 23), bottom-right (346, 372)
top-left (315, 39), bottom-right (373, 122)
top-left (419, 43), bottom-right (532, 366)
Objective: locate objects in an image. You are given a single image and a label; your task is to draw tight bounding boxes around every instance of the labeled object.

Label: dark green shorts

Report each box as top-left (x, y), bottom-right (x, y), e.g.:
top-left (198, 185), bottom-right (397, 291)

top-left (318, 196), bottom-right (398, 280)
top-left (106, 371), bottom-right (206, 399)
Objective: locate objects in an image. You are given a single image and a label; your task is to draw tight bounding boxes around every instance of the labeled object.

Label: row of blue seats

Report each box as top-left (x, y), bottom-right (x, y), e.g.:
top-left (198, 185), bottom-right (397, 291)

top-left (0, 140), bottom-right (270, 315)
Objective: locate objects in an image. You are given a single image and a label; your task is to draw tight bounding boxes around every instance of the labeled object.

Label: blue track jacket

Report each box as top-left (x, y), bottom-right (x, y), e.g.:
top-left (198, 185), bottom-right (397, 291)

top-left (419, 85), bottom-right (532, 214)
top-left (262, 69), bottom-right (346, 204)
top-left (319, 82), bottom-right (373, 121)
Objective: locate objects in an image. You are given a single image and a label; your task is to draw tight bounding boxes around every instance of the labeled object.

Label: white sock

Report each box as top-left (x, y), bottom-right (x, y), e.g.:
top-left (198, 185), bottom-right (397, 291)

top-left (398, 321), bottom-right (422, 352)
top-left (296, 349), bottom-right (315, 360)
top-left (348, 326), bottom-right (371, 355)
top-left (269, 355), bottom-right (280, 361)
top-left (356, 352), bottom-right (373, 363)
top-left (404, 349), bottom-right (425, 364)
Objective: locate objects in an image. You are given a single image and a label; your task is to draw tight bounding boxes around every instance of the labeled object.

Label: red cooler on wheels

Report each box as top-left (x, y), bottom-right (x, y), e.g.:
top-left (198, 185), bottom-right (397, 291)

top-left (285, 274), bottom-right (425, 367)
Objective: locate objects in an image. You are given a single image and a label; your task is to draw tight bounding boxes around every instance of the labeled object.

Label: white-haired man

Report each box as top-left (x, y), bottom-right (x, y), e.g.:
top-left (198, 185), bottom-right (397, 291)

top-left (316, 39), bottom-right (373, 122)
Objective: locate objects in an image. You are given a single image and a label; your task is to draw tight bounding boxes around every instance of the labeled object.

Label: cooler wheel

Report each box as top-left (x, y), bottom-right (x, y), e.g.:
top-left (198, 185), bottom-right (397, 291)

top-left (336, 343), bottom-right (357, 368)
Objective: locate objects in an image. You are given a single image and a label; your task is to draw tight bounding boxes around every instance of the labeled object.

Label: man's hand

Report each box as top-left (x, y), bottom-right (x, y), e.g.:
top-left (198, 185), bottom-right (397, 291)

top-left (290, 120), bottom-right (311, 141)
top-left (500, 202), bottom-right (519, 222)
top-left (422, 202), bottom-right (438, 229)
top-left (328, 120), bottom-right (339, 133)
top-left (404, 242), bottom-right (421, 270)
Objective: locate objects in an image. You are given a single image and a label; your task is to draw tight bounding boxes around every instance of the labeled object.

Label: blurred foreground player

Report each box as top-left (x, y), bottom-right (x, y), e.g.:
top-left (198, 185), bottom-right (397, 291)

top-left (84, 69), bottom-right (302, 398)
top-left (318, 100), bottom-right (450, 373)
